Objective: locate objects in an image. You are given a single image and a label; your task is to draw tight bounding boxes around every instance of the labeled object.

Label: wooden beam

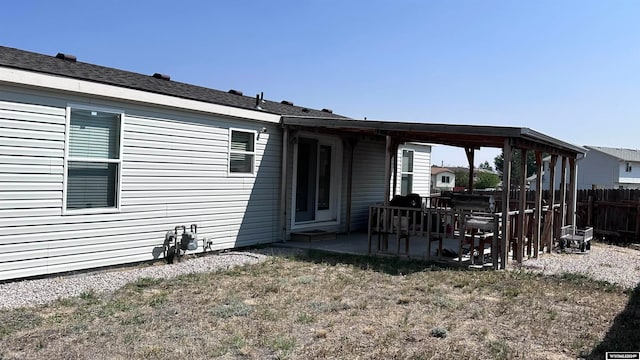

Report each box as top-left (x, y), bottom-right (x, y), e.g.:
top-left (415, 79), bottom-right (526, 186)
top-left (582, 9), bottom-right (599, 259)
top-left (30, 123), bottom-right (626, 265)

top-left (518, 149), bottom-right (527, 263)
top-left (533, 151), bottom-right (543, 258)
top-left (559, 156), bottom-right (568, 228)
top-left (392, 142), bottom-right (399, 196)
top-left (556, 156), bottom-right (568, 249)
top-left (465, 147), bottom-right (475, 192)
top-left (547, 155), bottom-right (557, 252)
top-left (500, 139), bottom-right (513, 270)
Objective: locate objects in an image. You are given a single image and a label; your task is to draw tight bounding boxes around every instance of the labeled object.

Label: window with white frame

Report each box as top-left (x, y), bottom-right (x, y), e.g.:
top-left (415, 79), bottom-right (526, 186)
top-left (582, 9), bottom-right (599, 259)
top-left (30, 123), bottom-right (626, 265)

top-left (441, 175), bottom-right (450, 183)
top-left (65, 107), bottom-right (122, 212)
top-left (229, 129), bottom-right (256, 174)
top-left (400, 149), bottom-right (414, 195)
top-left (626, 162), bottom-right (632, 172)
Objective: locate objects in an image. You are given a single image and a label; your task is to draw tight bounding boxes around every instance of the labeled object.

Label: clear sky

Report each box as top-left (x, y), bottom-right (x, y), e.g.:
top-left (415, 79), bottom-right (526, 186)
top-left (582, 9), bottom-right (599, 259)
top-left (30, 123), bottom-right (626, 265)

top-left (2, 1), bottom-right (639, 168)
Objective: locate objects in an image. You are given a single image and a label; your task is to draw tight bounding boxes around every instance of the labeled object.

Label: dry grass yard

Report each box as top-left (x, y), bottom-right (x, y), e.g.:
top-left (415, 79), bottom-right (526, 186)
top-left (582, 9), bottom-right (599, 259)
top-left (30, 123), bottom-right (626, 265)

top-left (1, 248), bottom-right (638, 359)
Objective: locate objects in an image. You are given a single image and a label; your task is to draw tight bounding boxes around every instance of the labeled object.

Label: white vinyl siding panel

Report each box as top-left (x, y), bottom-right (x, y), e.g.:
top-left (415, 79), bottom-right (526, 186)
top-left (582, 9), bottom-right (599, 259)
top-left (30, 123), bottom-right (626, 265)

top-left (0, 101), bottom-right (65, 229)
top-left (349, 139), bottom-right (387, 231)
top-left (0, 92), bottom-right (281, 281)
top-left (395, 144), bottom-right (431, 198)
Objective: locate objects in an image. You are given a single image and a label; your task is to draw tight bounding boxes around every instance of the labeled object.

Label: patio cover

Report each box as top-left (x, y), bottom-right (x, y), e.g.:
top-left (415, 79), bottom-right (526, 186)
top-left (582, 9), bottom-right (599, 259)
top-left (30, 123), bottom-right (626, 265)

top-left (281, 116), bottom-right (587, 268)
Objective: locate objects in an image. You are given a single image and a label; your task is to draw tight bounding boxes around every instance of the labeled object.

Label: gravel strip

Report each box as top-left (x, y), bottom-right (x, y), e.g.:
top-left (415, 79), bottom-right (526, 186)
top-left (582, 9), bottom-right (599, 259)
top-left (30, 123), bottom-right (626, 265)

top-left (0, 251), bottom-right (268, 310)
top-left (2, 244), bottom-right (638, 311)
top-left (515, 243), bottom-right (640, 289)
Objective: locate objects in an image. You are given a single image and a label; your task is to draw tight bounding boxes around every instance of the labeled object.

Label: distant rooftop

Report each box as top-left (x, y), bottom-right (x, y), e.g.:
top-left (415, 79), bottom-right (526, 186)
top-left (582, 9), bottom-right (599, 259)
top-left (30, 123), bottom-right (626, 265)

top-left (431, 166), bottom-right (453, 175)
top-left (586, 146), bottom-right (640, 162)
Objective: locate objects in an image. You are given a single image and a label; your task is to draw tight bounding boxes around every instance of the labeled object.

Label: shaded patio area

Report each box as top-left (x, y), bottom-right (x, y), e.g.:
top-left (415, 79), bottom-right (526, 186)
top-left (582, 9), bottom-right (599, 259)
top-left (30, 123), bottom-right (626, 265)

top-left (274, 231), bottom-right (497, 268)
top-left (281, 116), bottom-right (588, 269)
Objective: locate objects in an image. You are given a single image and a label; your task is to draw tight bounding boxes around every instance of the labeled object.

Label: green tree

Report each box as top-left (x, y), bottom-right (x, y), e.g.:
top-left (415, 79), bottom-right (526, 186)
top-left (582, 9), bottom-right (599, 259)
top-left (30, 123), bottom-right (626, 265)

top-left (494, 150), bottom-right (537, 185)
top-left (455, 170), bottom-right (469, 187)
top-left (474, 171), bottom-right (500, 189)
top-left (478, 161), bottom-right (493, 171)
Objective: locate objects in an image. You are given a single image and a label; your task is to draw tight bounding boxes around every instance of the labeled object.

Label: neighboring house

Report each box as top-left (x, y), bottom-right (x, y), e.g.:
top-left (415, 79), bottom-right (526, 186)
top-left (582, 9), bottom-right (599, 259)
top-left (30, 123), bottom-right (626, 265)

top-left (430, 166), bottom-right (455, 193)
top-left (536, 146), bottom-right (640, 191)
top-left (577, 146), bottom-right (640, 190)
top-left (0, 46), bottom-right (433, 280)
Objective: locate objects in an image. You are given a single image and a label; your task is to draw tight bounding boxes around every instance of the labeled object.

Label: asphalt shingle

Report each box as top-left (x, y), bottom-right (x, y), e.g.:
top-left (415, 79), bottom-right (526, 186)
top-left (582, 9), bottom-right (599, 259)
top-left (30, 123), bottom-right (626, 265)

top-left (586, 146), bottom-right (640, 162)
top-left (0, 46), bottom-right (348, 119)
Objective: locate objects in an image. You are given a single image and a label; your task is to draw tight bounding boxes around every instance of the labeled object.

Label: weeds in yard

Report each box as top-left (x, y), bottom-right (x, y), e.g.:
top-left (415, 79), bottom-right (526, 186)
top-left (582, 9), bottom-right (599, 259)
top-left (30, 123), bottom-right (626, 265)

top-left (209, 297), bottom-right (253, 318)
top-left (488, 339), bottom-right (513, 360)
top-left (79, 289), bottom-right (100, 304)
top-left (295, 313), bottom-right (316, 324)
top-left (430, 326), bottom-right (448, 338)
top-left (0, 249), bottom-right (631, 359)
top-left (133, 277), bottom-right (163, 289)
top-left (0, 311), bottom-right (42, 338)
top-left (267, 335), bottom-right (296, 352)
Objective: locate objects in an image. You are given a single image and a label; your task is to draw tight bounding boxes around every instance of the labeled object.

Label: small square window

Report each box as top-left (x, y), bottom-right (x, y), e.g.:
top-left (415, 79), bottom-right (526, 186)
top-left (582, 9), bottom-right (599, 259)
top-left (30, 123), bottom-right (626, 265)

top-left (229, 129), bottom-right (256, 174)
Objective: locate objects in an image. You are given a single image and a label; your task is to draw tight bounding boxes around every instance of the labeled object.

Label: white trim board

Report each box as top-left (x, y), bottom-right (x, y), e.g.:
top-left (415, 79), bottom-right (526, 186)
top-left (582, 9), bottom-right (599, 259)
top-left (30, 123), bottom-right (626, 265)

top-left (0, 67), bottom-right (281, 124)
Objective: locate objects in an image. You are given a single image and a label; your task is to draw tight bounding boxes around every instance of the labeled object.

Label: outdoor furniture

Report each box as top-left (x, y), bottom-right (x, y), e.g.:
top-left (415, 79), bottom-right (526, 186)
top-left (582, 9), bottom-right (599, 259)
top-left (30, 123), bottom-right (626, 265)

top-left (460, 214), bottom-right (496, 266)
top-left (560, 225), bottom-right (593, 253)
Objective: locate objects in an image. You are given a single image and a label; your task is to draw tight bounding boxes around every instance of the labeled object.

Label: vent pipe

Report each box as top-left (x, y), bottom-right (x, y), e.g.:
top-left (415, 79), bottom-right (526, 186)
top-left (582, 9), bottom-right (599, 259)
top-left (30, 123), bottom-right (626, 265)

top-left (152, 73), bottom-right (170, 81)
top-left (55, 53), bottom-right (77, 62)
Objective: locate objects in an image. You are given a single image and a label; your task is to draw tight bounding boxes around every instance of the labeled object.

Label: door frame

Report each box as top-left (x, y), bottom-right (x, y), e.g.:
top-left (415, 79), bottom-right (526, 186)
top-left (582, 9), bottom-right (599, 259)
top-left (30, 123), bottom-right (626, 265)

top-left (290, 132), bottom-right (342, 230)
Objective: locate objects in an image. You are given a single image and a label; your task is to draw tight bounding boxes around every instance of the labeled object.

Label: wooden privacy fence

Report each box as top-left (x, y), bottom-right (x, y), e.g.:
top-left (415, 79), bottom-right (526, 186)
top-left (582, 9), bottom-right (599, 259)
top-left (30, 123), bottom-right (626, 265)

top-left (480, 189), bottom-right (640, 244)
top-left (575, 189), bottom-right (640, 244)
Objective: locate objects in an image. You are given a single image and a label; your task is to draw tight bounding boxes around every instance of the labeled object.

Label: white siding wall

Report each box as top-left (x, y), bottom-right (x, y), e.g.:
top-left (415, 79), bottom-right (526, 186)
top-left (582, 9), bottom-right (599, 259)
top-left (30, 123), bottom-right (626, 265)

top-left (0, 90), bottom-right (281, 281)
top-left (432, 171), bottom-right (455, 191)
top-left (348, 138), bottom-right (386, 231)
top-left (395, 143), bottom-right (431, 198)
top-left (284, 138), bottom-right (432, 236)
top-left (618, 161), bottom-right (640, 187)
top-left (574, 151), bottom-right (618, 189)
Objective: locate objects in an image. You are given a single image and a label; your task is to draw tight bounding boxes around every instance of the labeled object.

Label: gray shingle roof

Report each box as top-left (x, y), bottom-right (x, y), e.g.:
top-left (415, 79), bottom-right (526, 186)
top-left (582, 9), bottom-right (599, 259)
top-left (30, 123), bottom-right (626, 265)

top-left (0, 46), bottom-right (347, 119)
top-left (586, 146), bottom-right (640, 162)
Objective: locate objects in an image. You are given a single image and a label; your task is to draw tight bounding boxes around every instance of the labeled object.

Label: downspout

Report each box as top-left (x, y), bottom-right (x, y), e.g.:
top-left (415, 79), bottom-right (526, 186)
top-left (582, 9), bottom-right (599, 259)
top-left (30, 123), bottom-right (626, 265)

top-left (280, 125), bottom-right (289, 241)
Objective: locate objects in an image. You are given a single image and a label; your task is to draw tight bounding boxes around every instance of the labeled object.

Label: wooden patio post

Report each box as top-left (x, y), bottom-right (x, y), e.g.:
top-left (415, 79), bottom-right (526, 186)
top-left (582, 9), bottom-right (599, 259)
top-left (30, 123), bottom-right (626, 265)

top-left (517, 149), bottom-right (527, 263)
top-left (559, 157), bottom-right (568, 230)
top-left (555, 156), bottom-right (568, 250)
top-left (465, 147), bottom-right (475, 193)
top-left (392, 141), bottom-right (399, 197)
top-left (547, 155), bottom-right (557, 252)
top-left (533, 151), bottom-right (543, 258)
top-left (568, 157), bottom-right (577, 227)
top-left (384, 135), bottom-right (392, 207)
top-left (381, 135), bottom-right (393, 251)
top-left (500, 140), bottom-right (513, 270)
